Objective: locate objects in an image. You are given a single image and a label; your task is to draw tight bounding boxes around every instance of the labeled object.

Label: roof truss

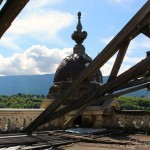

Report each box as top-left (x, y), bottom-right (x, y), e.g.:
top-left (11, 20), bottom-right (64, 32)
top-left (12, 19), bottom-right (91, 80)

top-left (24, 0), bottom-right (150, 134)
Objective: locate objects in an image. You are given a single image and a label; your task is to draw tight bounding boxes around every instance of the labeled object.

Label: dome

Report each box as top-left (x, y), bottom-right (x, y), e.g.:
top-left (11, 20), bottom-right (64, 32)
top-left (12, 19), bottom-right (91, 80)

top-left (53, 12), bottom-right (102, 85)
top-left (48, 12), bottom-right (103, 101)
top-left (54, 53), bottom-right (103, 84)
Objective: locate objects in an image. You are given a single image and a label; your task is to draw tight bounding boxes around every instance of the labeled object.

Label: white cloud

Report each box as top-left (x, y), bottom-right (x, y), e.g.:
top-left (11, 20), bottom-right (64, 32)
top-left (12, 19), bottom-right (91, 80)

top-left (27, 0), bottom-right (65, 10)
top-left (100, 34), bottom-right (149, 56)
top-left (0, 35), bottom-right (22, 53)
top-left (109, 0), bottom-right (123, 3)
top-left (100, 36), bottom-right (114, 45)
top-left (0, 43), bottom-right (146, 76)
top-left (101, 62), bottom-right (131, 76)
top-left (8, 11), bottom-right (74, 37)
top-left (100, 53), bottom-right (143, 76)
top-left (107, 0), bottom-right (134, 4)
top-left (0, 45), bottom-right (72, 76)
top-left (0, 0), bottom-right (74, 52)
top-left (99, 35), bottom-right (146, 76)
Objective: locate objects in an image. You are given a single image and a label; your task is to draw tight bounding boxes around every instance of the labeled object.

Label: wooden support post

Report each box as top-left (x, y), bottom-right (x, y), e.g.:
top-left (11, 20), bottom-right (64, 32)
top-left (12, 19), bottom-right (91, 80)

top-left (108, 41), bottom-right (130, 82)
top-left (23, 1), bottom-right (150, 133)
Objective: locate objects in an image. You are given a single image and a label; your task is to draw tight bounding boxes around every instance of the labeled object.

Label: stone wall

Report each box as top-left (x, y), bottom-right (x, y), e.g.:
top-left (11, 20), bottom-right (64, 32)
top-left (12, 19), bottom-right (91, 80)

top-left (0, 108), bottom-right (150, 133)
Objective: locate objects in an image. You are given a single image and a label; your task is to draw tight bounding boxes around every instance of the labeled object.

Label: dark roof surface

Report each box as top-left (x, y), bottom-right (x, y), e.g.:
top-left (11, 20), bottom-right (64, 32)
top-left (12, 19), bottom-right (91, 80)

top-left (54, 53), bottom-right (103, 84)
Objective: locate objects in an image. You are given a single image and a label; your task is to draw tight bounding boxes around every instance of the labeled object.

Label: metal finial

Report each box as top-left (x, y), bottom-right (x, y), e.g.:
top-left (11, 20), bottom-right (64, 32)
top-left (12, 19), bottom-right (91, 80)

top-left (77, 12), bottom-right (82, 31)
top-left (71, 11), bottom-right (87, 45)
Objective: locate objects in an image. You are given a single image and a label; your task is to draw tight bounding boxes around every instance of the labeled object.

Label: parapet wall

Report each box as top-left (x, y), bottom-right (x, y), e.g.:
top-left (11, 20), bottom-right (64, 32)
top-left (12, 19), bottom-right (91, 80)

top-left (0, 108), bottom-right (150, 133)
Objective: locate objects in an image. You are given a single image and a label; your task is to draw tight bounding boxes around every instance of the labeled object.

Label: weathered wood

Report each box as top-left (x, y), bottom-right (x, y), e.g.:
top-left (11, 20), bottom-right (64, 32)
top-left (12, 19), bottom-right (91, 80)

top-left (23, 1), bottom-right (150, 134)
top-left (142, 25), bottom-right (150, 38)
top-left (108, 40), bottom-right (130, 82)
top-left (19, 140), bottom-right (78, 150)
top-left (128, 12), bottom-right (150, 40)
top-left (110, 84), bottom-right (148, 98)
top-left (48, 130), bottom-right (130, 145)
top-left (61, 84), bottom-right (148, 128)
top-left (0, 0), bottom-right (29, 38)
top-left (41, 57), bottom-right (150, 125)
top-left (0, 133), bottom-right (79, 149)
top-left (43, 83), bottom-right (148, 126)
top-left (0, 0), bottom-right (3, 5)
top-left (113, 76), bottom-right (150, 92)
top-left (39, 58), bottom-right (150, 126)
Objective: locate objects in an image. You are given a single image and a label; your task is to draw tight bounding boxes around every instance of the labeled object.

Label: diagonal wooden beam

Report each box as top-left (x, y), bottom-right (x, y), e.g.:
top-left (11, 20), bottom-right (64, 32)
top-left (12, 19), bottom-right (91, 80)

top-left (43, 83), bottom-right (149, 127)
top-left (142, 26), bottom-right (150, 38)
top-left (112, 76), bottom-right (150, 92)
top-left (23, 1), bottom-right (150, 133)
top-left (62, 83), bottom-right (149, 129)
top-left (108, 40), bottom-right (130, 82)
top-left (0, 0), bottom-right (3, 5)
top-left (37, 56), bottom-right (150, 128)
top-left (0, 0), bottom-right (29, 38)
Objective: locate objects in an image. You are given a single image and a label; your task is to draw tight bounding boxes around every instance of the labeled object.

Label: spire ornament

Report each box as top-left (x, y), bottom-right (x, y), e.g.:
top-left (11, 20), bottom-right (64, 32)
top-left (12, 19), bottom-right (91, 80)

top-left (72, 12), bottom-right (87, 54)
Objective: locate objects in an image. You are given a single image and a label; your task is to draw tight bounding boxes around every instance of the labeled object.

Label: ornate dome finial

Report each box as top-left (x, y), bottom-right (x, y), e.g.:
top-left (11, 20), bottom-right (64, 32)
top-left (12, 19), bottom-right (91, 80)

top-left (71, 12), bottom-right (87, 46)
top-left (77, 12), bottom-right (82, 31)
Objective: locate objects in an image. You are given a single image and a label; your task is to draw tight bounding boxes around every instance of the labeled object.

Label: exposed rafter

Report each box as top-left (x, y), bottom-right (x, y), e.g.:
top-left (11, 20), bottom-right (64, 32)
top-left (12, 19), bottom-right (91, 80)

top-left (0, 0), bottom-right (29, 38)
top-left (23, 0), bottom-right (150, 134)
top-left (142, 25), bottom-right (150, 38)
top-left (0, 0), bottom-right (3, 5)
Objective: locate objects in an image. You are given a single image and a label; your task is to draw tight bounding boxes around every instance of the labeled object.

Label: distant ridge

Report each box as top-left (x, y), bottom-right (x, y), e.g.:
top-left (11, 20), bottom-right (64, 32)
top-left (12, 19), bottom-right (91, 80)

top-left (0, 74), bottom-right (54, 95)
top-left (0, 74), bottom-right (149, 97)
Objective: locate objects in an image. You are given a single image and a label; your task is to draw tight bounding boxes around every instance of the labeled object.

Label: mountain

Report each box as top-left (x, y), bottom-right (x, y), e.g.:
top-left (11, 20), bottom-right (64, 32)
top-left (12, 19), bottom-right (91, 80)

top-left (0, 74), bottom-right (54, 95)
top-left (0, 74), bottom-right (149, 97)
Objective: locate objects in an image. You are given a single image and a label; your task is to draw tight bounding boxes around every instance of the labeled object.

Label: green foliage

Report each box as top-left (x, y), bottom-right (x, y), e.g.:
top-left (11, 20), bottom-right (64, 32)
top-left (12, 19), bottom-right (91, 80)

top-left (0, 94), bottom-right (150, 110)
top-left (117, 96), bottom-right (150, 110)
top-left (0, 94), bottom-right (46, 108)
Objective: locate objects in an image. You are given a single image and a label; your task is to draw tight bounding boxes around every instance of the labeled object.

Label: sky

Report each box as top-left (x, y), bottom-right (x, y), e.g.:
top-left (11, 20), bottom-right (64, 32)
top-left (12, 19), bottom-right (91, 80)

top-left (0, 0), bottom-right (149, 76)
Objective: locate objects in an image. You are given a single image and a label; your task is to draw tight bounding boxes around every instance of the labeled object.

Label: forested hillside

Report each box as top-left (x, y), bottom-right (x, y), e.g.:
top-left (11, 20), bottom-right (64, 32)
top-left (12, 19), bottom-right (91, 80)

top-left (0, 94), bottom-right (46, 108)
top-left (117, 96), bottom-right (150, 110)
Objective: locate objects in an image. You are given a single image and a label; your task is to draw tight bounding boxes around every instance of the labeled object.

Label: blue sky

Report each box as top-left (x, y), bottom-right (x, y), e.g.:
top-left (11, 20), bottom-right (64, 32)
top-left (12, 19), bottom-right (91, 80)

top-left (0, 0), bottom-right (149, 76)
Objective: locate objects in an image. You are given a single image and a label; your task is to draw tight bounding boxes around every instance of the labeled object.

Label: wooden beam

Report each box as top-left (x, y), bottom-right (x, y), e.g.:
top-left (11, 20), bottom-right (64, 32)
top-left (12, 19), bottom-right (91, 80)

top-left (0, 0), bottom-right (3, 5)
top-left (111, 83), bottom-right (148, 98)
top-left (41, 56), bottom-right (150, 126)
top-left (108, 41), bottom-right (130, 82)
top-left (142, 26), bottom-right (150, 38)
top-left (43, 83), bottom-right (149, 127)
top-left (23, 1), bottom-right (150, 133)
top-left (129, 12), bottom-right (150, 40)
top-left (0, 0), bottom-right (29, 38)
top-left (113, 76), bottom-right (150, 92)
top-left (63, 83), bottom-right (148, 128)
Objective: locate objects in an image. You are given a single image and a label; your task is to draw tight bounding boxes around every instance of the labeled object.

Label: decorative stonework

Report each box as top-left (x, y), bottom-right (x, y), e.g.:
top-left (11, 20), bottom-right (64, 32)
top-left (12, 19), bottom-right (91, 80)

top-left (0, 108), bottom-right (150, 133)
top-left (112, 114), bottom-right (150, 130)
top-left (0, 109), bottom-right (63, 133)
